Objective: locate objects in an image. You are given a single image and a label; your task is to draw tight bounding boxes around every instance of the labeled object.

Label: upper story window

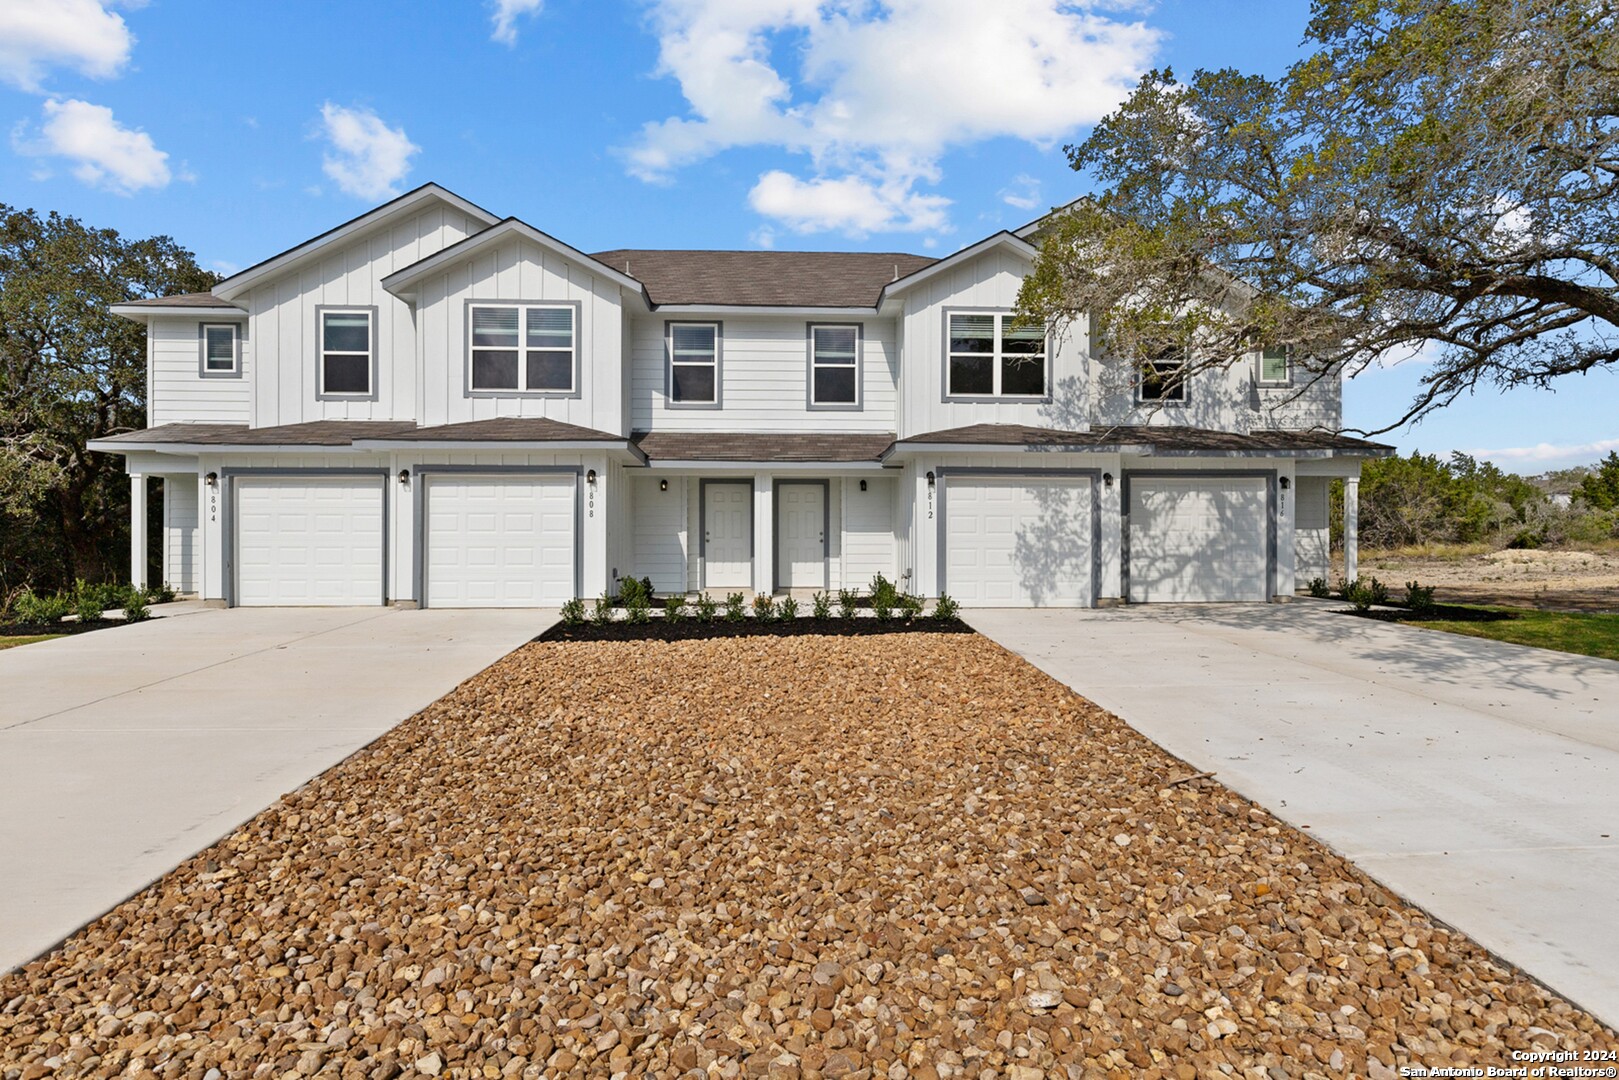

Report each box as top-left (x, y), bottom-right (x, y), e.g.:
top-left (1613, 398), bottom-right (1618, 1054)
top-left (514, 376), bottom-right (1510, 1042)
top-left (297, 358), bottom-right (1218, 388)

top-left (1256, 345), bottom-right (1291, 386)
top-left (469, 303), bottom-right (577, 394)
top-left (319, 308), bottom-right (374, 397)
top-left (1138, 350), bottom-right (1189, 403)
top-left (809, 323), bottom-right (860, 409)
top-left (667, 321), bottom-right (721, 406)
top-left (946, 311), bottom-right (1047, 399)
top-left (199, 323), bottom-right (240, 378)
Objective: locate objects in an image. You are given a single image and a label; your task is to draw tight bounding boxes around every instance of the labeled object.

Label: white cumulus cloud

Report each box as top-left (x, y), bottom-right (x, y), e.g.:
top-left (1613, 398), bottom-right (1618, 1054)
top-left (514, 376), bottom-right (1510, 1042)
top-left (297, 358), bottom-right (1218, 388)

top-left (16, 98), bottom-right (171, 194)
top-left (317, 103), bottom-right (420, 201)
top-left (999, 174), bottom-right (1043, 211)
top-left (624, 0), bottom-right (1160, 235)
top-left (0, 0), bottom-right (135, 92)
top-left (490, 0), bottom-right (544, 44)
top-left (1467, 437), bottom-right (1619, 466)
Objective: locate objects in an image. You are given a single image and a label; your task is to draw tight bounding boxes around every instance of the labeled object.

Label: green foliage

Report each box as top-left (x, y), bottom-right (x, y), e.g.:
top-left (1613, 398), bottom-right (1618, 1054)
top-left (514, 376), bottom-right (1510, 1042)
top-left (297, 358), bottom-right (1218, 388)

top-left (1574, 452), bottom-right (1619, 512)
top-left (592, 593), bottom-right (616, 624)
top-left (694, 592), bottom-right (718, 623)
top-left (624, 594), bottom-right (651, 624)
top-left (723, 592), bottom-right (746, 623)
top-left (1347, 580), bottom-right (1376, 613)
top-left (559, 598), bottom-right (586, 626)
top-left (1339, 452), bottom-right (1553, 550)
top-left (73, 590), bottom-right (104, 623)
top-left (146, 582), bottom-right (176, 604)
top-left (121, 590), bottom-right (150, 622)
top-left (1306, 577), bottom-right (1330, 599)
top-left (898, 592), bottom-right (924, 620)
top-left (1367, 577), bottom-right (1389, 606)
top-left (868, 573), bottom-right (899, 609)
top-left (932, 593), bottom-right (961, 621)
top-left (1404, 580), bottom-right (1437, 614)
top-left (837, 588), bottom-right (858, 619)
top-left (810, 591), bottom-right (831, 619)
top-left (663, 595), bottom-right (687, 623)
top-left (779, 596), bottom-right (799, 620)
top-left (617, 575), bottom-right (655, 605)
top-left (751, 593), bottom-right (776, 620)
top-left (871, 589), bottom-right (895, 622)
top-left (10, 588), bottom-right (70, 625)
top-left (1334, 575), bottom-right (1356, 601)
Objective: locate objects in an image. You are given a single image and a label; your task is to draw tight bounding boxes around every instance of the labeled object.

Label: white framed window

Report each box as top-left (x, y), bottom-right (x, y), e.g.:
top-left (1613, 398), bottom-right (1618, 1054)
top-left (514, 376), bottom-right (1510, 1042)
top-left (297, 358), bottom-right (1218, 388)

top-left (318, 308), bottom-right (374, 397)
top-left (808, 323), bottom-right (860, 408)
top-left (945, 311), bottom-right (1047, 399)
top-left (667, 321), bottom-right (720, 406)
top-left (1256, 345), bottom-right (1291, 386)
top-left (1138, 353), bottom-right (1189, 403)
top-left (198, 323), bottom-right (239, 377)
top-left (468, 303), bottom-right (577, 394)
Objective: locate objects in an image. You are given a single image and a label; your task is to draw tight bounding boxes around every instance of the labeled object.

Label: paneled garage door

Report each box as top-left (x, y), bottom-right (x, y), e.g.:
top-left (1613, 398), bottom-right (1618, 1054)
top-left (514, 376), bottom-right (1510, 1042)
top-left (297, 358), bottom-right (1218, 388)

top-left (235, 477), bottom-right (385, 606)
top-left (1127, 475), bottom-right (1270, 602)
top-left (425, 474), bottom-right (575, 607)
top-left (943, 476), bottom-right (1093, 607)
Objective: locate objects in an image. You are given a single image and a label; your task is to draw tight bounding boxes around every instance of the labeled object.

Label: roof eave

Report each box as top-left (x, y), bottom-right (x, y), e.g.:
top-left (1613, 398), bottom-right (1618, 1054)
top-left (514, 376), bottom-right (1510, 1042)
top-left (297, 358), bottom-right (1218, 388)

top-left (108, 304), bottom-right (246, 321)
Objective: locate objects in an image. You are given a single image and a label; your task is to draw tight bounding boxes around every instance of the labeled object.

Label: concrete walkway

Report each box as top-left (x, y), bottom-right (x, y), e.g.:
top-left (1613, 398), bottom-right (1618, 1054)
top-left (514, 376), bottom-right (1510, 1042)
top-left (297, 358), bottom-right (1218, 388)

top-left (0, 606), bottom-right (549, 974)
top-left (968, 602), bottom-right (1619, 1027)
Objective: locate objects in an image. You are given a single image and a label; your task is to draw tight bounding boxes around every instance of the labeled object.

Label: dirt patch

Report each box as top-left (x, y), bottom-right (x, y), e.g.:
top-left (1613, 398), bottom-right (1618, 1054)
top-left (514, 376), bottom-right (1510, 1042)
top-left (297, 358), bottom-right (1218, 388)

top-left (1, 634), bottom-right (1613, 1078)
top-left (1352, 549), bottom-right (1619, 612)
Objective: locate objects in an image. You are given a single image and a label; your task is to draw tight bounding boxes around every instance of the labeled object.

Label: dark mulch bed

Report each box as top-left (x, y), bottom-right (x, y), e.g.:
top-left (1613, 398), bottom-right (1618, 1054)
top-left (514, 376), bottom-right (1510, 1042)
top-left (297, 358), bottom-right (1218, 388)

top-left (0, 618), bottom-right (130, 638)
top-left (1335, 603), bottom-right (1519, 624)
top-left (538, 617), bottom-right (972, 643)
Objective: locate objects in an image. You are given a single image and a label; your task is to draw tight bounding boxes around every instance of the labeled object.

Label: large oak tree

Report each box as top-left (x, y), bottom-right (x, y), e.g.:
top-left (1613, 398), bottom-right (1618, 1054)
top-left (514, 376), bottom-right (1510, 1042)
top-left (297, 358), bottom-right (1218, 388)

top-left (1017, 0), bottom-right (1619, 433)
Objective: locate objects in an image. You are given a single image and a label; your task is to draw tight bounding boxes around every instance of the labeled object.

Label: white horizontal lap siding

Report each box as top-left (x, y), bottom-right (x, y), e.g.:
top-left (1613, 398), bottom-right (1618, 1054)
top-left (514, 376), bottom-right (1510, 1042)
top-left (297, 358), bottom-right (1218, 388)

top-left (1091, 349), bottom-right (1341, 432)
top-left (898, 248), bottom-right (1088, 439)
top-left (417, 238), bottom-right (625, 433)
top-left (630, 315), bottom-right (897, 432)
top-left (1294, 476), bottom-right (1331, 587)
top-left (842, 476), bottom-right (896, 591)
top-left (249, 204), bottom-right (484, 427)
top-left (630, 476), bottom-right (687, 594)
top-left (162, 476), bottom-right (199, 593)
top-left (149, 317), bottom-right (250, 424)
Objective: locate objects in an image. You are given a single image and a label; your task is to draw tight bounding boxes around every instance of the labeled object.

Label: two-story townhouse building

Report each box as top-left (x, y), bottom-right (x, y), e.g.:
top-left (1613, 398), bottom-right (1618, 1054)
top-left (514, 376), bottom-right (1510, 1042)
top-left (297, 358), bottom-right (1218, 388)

top-left (90, 183), bottom-right (1389, 609)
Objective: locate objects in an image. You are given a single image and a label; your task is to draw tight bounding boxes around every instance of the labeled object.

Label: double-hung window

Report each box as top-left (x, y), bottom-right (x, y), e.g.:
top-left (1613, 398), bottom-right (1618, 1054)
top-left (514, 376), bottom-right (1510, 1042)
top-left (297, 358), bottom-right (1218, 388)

top-left (809, 324), bottom-right (860, 407)
top-left (469, 304), bottom-right (577, 393)
top-left (1256, 345), bottom-right (1291, 387)
top-left (946, 312), bottom-right (1047, 398)
top-left (1138, 349), bottom-right (1189, 403)
top-left (319, 309), bottom-right (374, 396)
top-left (199, 323), bottom-right (239, 377)
top-left (667, 322), bottom-right (720, 405)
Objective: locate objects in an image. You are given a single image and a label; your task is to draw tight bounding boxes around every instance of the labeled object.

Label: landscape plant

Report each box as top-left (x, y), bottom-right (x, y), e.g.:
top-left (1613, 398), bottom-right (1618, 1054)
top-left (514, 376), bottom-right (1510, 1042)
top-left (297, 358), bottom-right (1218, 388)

top-left (121, 590), bottom-right (150, 622)
top-left (694, 593), bottom-right (718, 624)
top-left (1347, 580), bottom-right (1376, 613)
top-left (810, 591), bottom-right (831, 619)
top-left (1307, 577), bottom-right (1330, 599)
top-left (559, 598), bottom-right (586, 626)
top-left (1367, 577), bottom-right (1390, 606)
top-left (73, 587), bottom-right (105, 623)
top-left (663, 595), bottom-right (687, 623)
top-left (751, 593), bottom-right (776, 620)
top-left (837, 588), bottom-right (858, 619)
top-left (871, 589), bottom-right (895, 622)
top-left (898, 592), bottom-right (924, 620)
top-left (932, 593), bottom-right (961, 621)
top-left (592, 593), bottom-right (615, 624)
top-left (723, 592), bottom-right (746, 623)
top-left (9, 589), bottom-right (70, 625)
top-left (624, 594), bottom-right (651, 624)
top-left (778, 596), bottom-right (799, 620)
top-left (1404, 581), bottom-right (1437, 615)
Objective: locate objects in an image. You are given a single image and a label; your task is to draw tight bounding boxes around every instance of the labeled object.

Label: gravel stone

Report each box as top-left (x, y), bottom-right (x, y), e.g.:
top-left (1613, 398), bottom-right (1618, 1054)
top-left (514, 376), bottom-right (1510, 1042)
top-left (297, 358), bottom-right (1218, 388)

top-left (0, 633), bottom-right (1614, 1078)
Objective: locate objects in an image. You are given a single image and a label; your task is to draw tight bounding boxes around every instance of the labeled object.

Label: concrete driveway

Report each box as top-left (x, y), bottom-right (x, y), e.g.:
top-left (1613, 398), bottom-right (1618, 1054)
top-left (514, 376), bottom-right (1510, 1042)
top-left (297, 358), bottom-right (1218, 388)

top-left (968, 602), bottom-right (1619, 1027)
top-left (0, 605), bottom-right (547, 974)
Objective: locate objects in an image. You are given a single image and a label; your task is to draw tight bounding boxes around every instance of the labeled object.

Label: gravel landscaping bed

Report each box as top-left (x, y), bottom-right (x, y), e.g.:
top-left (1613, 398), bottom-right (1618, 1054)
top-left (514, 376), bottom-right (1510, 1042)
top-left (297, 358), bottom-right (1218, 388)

top-left (2, 632), bottom-right (1614, 1079)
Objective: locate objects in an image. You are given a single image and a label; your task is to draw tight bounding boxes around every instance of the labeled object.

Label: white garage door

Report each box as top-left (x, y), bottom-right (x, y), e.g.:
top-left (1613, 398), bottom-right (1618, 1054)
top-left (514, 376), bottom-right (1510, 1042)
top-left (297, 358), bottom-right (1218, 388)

top-left (425, 474), bottom-right (575, 607)
top-left (235, 477), bottom-right (384, 606)
top-left (1128, 475), bottom-right (1269, 602)
top-left (944, 476), bottom-right (1092, 607)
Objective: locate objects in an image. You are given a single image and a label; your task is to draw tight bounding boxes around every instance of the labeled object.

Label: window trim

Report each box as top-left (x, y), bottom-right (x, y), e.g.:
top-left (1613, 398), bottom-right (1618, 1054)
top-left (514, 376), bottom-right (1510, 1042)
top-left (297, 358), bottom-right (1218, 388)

top-left (1255, 344), bottom-right (1293, 388)
top-left (314, 305), bottom-right (379, 401)
top-left (463, 299), bottom-right (583, 399)
top-left (197, 321), bottom-right (243, 379)
top-left (664, 320), bottom-right (723, 409)
top-left (1136, 356), bottom-right (1191, 405)
top-left (806, 322), bottom-right (863, 411)
top-left (940, 307), bottom-right (1051, 403)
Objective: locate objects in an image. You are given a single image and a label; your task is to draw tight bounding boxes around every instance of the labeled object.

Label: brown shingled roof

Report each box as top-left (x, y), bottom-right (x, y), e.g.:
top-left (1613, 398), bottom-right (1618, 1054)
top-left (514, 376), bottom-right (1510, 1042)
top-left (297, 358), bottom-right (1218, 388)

top-left (590, 250), bottom-right (935, 308)
top-left (893, 424), bottom-right (1393, 454)
top-left (117, 292), bottom-right (240, 308)
top-left (633, 431), bottom-right (895, 463)
top-left (362, 418), bottom-right (624, 443)
top-left (93, 421), bottom-right (417, 446)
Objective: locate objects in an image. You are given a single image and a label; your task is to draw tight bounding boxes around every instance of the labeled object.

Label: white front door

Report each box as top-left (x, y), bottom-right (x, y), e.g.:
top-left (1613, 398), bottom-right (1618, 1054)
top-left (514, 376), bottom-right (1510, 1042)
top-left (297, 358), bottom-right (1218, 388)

top-left (777, 482), bottom-right (826, 589)
top-left (703, 482), bottom-right (752, 589)
top-left (234, 477), bottom-right (384, 606)
top-left (425, 475), bottom-right (576, 607)
top-left (1128, 475), bottom-right (1269, 602)
top-left (943, 476), bottom-right (1093, 607)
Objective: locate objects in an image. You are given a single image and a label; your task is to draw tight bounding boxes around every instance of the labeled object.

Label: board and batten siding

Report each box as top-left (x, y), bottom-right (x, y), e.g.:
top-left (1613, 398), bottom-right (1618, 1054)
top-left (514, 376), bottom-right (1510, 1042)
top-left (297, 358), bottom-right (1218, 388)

top-left (149, 316), bottom-right (250, 425)
top-left (629, 316), bottom-right (897, 432)
top-left (896, 247), bottom-right (1089, 439)
top-left (245, 203), bottom-right (486, 427)
top-left (413, 237), bottom-right (627, 433)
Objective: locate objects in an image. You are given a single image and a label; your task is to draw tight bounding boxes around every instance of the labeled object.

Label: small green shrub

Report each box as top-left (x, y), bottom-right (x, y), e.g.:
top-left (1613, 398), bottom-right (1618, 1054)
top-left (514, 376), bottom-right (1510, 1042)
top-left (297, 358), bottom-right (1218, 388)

top-left (779, 596), bottom-right (799, 620)
top-left (1306, 577), bottom-right (1330, 599)
top-left (871, 591), bottom-right (895, 622)
top-left (837, 588), bottom-right (859, 619)
top-left (1367, 576), bottom-right (1389, 606)
top-left (810, 591), bottom-right (831, 619)
top-left (752, 593), bottom-right (776, 620)
top-left (932, 593), bottom-right (961, 621)
top-left (898, 592), bottom-right (924, 620)
top-left (559, 597), bottom-right (586, 626)
top-left (664, 595), bottom-right (688, 623)
top-left (1404, 580), bottom-right (1437, 614)
top-left (625, 594), bottom-right (651, 624)
top-left (1347, 580), bottom-right (1376, 612)
top-left (122, 591), bottom-right (151, 622)
top-left (618, 576), bottom-right (654, 605)
top-left (868, 573), bottom-right (899, 609)
top-left (74, 591), bottom-right (105, 623)
top-left (149, 582), bottom-right (177, 604)
top-left (724, 592), bottom-right (747, 622)
top-left (695, 593), bottom-right (718, 623)
top-left (12, 589), bottom-right (71, 625)
top-left (1334, 575), bottom-right (1357, 601)
top-left (593, 593), bottom-right (616, 623)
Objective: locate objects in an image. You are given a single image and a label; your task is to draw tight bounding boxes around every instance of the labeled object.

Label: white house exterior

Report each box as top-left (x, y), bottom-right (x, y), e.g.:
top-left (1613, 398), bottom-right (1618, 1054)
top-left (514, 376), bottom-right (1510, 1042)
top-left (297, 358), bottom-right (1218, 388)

top-left (91, 184), bottom-right (1388, 609)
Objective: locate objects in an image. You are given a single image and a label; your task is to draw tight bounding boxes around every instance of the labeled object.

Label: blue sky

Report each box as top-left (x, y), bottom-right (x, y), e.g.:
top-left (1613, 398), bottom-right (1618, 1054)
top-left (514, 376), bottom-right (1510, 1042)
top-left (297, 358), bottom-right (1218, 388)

top-left (3, 0), bottom-right (1613, 472)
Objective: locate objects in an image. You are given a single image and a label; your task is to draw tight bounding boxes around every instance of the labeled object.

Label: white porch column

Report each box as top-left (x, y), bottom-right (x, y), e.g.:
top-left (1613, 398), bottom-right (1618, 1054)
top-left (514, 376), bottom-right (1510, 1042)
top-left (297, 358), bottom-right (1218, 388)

top-left (1343, 475), bottom-right (1360, 583)
top-left (129, 473), bottom-right (148, 589)
top-left (753, 474), bottom-right (774, 595)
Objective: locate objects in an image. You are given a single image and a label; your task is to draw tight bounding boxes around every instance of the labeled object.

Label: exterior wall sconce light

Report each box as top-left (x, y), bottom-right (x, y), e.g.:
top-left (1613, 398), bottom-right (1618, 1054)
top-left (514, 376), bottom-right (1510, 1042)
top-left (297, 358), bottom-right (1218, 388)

top-left (926, 470), bottom-right (936, 487)
top-left (1103, 472), bottom-right (1114, 488)
top-left (659, 478), bottom-right (668, 492)
top-left (586, 469), bottom-right (597, 486)
top-left (1279, 476), bottom-right (1291, 490)
top-left (398, 469), bottom-right (411, 486)
top-left (205, 472), bottom-right (218, 487)
top-left (859, 478), bottom-right (868, 492)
